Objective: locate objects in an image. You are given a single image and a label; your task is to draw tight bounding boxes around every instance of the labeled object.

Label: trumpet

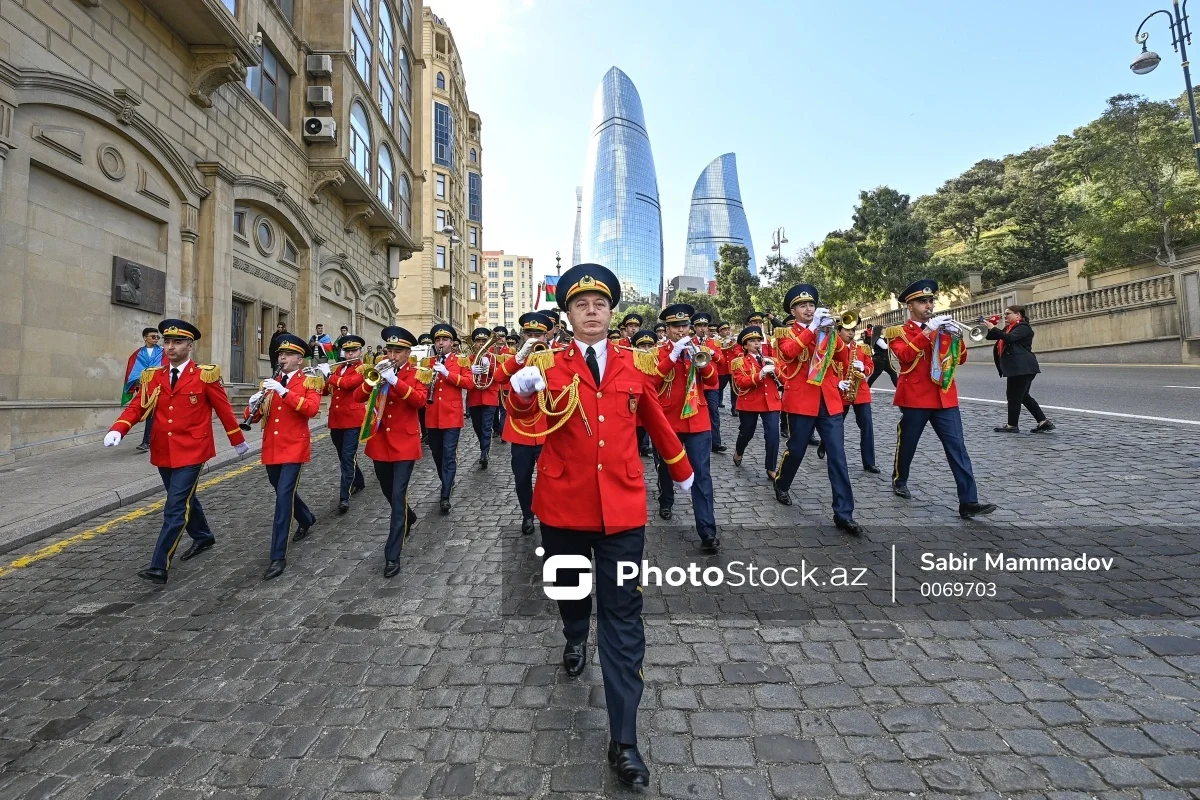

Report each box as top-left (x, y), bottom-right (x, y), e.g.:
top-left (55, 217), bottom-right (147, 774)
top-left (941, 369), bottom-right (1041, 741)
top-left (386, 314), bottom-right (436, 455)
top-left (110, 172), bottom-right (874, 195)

top-left (301, 356), bottom-right (362, 377)
top-left (681, 337), bottom-right (712, 368)
top-left (943, 318), bottom-right (987, 343)
top-left (717, 334), bottom-right (738, 349)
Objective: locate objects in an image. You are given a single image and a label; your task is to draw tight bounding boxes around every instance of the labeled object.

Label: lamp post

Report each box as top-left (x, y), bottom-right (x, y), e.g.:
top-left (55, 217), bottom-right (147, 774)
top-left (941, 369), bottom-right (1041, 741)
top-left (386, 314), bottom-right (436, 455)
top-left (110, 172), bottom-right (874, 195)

top-left (770, 227), bottom-right (788, 262)
top-left (441, 224), bottom-right (462, 328)
top-left (1132, 0), bottom-right (1200, 173)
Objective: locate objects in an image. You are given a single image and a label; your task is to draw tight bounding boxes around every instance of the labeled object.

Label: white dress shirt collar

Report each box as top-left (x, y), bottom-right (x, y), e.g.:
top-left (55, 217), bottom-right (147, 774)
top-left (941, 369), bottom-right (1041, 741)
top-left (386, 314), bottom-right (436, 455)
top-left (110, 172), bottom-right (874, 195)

top-left (575, 338), bottom-right (607, 381)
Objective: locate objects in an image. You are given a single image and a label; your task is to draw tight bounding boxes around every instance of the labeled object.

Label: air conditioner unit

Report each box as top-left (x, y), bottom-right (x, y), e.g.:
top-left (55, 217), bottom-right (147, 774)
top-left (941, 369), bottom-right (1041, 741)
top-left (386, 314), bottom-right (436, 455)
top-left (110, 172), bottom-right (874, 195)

top-left (306, 86), bottom-right (333, 108)
top-left (306, 54), bottom-right (333, 77)
top-left (302, 117), bottom-right (336, 143)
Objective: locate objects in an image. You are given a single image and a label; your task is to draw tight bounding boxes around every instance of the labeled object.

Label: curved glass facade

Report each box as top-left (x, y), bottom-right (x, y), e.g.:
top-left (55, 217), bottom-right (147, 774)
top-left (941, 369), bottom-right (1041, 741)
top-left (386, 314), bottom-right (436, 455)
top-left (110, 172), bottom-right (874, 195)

top-left (580, 67), bottom-right (663, 309)
top-left (684, 153), bottom-right (756, 282)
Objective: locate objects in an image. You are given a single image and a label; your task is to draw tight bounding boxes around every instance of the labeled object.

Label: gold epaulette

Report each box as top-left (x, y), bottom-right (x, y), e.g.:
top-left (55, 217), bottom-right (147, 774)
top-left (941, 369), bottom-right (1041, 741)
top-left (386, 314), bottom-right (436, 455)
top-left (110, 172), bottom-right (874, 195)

top-left (498, 353), bottom-right (513, 364)
top-left (199, 364), bottom-right (221, 384)
top-left (526, 348), bottom-right (555, 372)
top-left (416, 367), bottom-right (434, 385)
top-left (139, 366), bottom-right (161, 386)
top-left (633, 349), bottom-right (660, 376)
top-left (457, 355), bottom-right (471, 369)
top-left (730, 356), bottom-right (744, 372)
top-left (774, 326), bottom-right (794, 341)
top-left (884, 325), bottom-right (904, 340)
top-left (304, 374), bottom-right (326, 392)
top-left (356, 364), bottom-right (371, 376)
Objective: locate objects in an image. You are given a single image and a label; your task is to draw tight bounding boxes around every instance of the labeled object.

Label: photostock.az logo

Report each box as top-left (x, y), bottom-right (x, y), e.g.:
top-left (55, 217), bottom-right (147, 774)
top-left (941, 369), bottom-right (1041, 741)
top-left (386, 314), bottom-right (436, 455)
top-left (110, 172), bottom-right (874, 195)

top-left (535, 547), bottom-right (592, 600)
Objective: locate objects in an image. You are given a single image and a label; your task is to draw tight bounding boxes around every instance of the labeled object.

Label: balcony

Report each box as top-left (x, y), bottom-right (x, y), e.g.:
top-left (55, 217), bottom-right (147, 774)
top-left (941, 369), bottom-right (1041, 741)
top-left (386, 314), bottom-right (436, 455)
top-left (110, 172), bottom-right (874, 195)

top-left (433, 268), bottom-right (450, 291)
top-left (140, 0), bottom-right (260, 107)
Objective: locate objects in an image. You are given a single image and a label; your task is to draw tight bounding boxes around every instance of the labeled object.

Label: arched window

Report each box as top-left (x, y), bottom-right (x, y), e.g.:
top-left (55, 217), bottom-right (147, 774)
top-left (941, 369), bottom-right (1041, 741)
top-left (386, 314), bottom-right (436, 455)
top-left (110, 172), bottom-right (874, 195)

top-left (436, 72), bottom-right (445, 90)
top-left (379, 1), bottom-right (395, 71)
top-left (350, 101), bottom-right (372, 181)
top-left (378, 145), bottom-right (395, 211)
top-left (399, 173), bottom-right (411, 230)
top-left (399, 48), bottom-right (412, 107)
top-left (469, 148), bottom-right (477, 163)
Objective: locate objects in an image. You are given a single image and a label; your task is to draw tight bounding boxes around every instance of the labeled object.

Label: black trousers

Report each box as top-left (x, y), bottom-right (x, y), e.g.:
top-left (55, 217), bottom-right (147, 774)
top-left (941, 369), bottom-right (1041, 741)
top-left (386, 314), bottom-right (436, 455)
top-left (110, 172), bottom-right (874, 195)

top-left (717, 373), bottom-right (731, 407)
top-left (426, 428), bottom-right (460, 499)
top-left (868, 355), bottom-right (898, 387)
top-left (777, 400), bottom-right (855, 520)
top-left (329, 428), bottom-right (366, 502)
top-left (510, 443), bottom-right (542, 520)
top-left (1005, 374), bottom-right (1046, 427)
top-left (373, 460), bottom-right (417, 562)
top-left (494, 400), bottom-right (506, 434)
top-left (265, 463), bottom-right (315, 561)
top-left (735, 410), bottom-right (780, 473)
top-left (841, 403), bottom-right (876, 468)
top-left (469, 405), bottom-right (495, 458)
top-left (540, 524), bottom-right (645, 745)
top-left (149, 464), bottom-right (209, 571)
top-left (418, 407), bottom-right (426, 438)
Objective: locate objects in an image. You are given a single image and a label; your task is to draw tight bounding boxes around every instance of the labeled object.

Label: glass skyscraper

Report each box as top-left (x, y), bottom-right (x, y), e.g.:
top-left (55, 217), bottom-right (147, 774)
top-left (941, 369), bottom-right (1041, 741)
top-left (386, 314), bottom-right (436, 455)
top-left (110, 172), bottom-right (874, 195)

top-left (579, 67), bottom-right (663, 309)
top-left (684, 153), bottom-right (756, 282)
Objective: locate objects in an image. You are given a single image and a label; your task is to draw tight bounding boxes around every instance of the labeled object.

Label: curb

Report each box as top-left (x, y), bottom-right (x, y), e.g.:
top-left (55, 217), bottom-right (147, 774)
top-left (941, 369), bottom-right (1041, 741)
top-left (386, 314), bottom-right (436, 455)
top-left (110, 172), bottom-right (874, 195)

top-left (0, 422), bottom-right (328, 557)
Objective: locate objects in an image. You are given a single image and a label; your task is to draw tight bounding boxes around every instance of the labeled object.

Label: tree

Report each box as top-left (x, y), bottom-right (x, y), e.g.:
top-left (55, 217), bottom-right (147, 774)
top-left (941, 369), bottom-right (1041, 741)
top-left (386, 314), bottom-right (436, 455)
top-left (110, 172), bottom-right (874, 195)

top-left (917, 159), bottom-right (1010, 249)
top-left (995, 146), bottom-right (1076, 283)
top-left (615, 302), bottom-right (658, 330)
top-left (753, 251), bottom-right (804, 317)
top-left (713, 244), bottom-right (756, 327)
top-left (672, 290), bottom-right (718, 321)
top-left (851, 187), bottom-right (955, 299)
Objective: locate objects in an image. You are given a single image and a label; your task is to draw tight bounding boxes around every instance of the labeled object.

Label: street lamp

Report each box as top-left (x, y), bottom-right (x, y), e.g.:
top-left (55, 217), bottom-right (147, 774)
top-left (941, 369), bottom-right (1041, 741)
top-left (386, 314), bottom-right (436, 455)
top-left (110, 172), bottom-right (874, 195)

top-left (1132, 1), bottom-right (1200, 172)
top-left (770, 227), bottom-right (788, 259)
top-left (441, 224), bottom-right (462, 327)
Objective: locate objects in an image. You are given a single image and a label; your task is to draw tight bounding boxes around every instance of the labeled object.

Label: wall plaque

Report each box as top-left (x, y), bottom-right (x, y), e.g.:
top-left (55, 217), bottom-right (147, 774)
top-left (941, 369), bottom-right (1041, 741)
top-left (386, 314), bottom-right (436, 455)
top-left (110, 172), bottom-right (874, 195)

top-left (111, 257), bottom-right (165, 314)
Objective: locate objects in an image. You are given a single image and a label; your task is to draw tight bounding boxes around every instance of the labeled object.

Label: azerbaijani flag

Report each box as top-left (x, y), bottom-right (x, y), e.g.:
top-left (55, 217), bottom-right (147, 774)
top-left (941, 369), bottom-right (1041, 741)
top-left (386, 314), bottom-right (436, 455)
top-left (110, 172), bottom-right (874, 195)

top-left (544, 275), bottom-right (559, 305)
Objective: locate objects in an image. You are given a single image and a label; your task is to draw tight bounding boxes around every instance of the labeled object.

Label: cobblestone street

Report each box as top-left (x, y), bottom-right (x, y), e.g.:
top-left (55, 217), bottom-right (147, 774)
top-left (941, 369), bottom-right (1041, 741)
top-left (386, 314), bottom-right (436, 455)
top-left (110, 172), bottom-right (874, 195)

top-left (1, 402), bottom-right (1199, 799)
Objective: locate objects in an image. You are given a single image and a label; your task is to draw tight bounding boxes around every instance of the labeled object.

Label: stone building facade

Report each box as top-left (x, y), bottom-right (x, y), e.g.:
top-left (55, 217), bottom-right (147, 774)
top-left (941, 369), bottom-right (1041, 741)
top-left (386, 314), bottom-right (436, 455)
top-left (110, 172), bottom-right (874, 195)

top-left (0, 0), bottom-right (427, 462)
top-left (482, 250), bottom-right (534, 332)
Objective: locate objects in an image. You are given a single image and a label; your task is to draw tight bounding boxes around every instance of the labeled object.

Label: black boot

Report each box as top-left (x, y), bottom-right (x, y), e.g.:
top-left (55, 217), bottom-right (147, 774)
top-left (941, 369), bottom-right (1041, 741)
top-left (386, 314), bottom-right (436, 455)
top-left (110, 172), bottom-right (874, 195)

top-left (263, 559), bottom-right (286, 580)
top-left (607, 740), bottom-right (650, 788)
top-left (137, 567), bottom-right (168, 584)
top-left (892, 481), bottom-right (911, 499)
top-left (562, 641), bottom-right (586, 677)
top-left (384, 560), bottom-right (401, 578)
top-left (521, 517), bottom-right (535, 536)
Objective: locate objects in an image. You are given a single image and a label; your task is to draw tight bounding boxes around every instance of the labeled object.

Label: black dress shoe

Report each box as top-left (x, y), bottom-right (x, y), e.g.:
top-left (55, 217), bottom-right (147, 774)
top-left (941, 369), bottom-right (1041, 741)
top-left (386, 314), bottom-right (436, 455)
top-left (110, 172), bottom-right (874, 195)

top-left (562, 641), bottom-right (586, 677)
top-left (775, 489), bottom-right (792, 506)
top-left (179, 538), bottom-right (215, 561)
top-left (960, 501), bottom-right (998, 519)
top-left (479, 457), bottom-right (488, 470)
top-left (135, 443), bottom-right (150, 453)
top-left (835, 517), bottom-right (863, 536)
top-left (817, 443), bottom-right (826, 460)
top-left (863, 464), bottom-right (881, 474)
top-left (607, 740), bottom-right (650, 788)
top-left (808, 437), bottom-right (820, 447)
top-left (337, 500), bottom-right (349, 515)
top-left (263, 559), bottom-right (286, 580)
top-left (732, 453), bottom-right (743, 467)
top-left (700, 535), bottom-right (720, 554)
top-left (439, 498), bottom-right (451, 514)
top-left (893, 482), bottom-right (911, 499)
top-left (993, 424), bottom-right (1020, 433)
top-left (658, 507), bottom-right (672, 520)
top-left (137, 567), bottom-right (168, 584)
top-left (350, 483), bottom-right (364, 496)
top-left (712, 445), bottom-right (727, 454)
top-left (521, 517), bottom-right (535, 536)
top-left (383, 560), bottom-right (401, 578)
top-left (1032, 420), bottom-right (1056, 433)
top-left (294, 521), bottom-right (315, 541)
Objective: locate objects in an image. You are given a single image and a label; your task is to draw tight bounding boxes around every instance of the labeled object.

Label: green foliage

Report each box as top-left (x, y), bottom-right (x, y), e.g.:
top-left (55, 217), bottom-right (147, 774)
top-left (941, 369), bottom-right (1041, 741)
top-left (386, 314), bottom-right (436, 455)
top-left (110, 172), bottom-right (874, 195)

top-left (671, 290), bottom-right (718, 320)
top-left (850, 187), bottom-right (948, 299)
top-left (617, 303), bottom-right (658, 329)
top-left (713, 244), bottom-right (756, 327)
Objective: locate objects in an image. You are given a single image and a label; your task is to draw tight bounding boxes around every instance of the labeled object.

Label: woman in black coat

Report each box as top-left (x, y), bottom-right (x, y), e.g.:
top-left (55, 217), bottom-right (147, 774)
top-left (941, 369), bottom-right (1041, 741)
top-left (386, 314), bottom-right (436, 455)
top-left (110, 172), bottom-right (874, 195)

top-left (983, 305), bottom-right (1054, 433)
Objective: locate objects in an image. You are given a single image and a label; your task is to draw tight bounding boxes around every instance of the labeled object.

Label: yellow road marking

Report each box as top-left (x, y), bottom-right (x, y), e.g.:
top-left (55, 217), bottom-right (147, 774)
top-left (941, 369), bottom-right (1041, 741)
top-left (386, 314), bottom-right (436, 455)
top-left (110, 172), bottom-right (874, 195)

top-left (0, 433), bottom-right (328, 578)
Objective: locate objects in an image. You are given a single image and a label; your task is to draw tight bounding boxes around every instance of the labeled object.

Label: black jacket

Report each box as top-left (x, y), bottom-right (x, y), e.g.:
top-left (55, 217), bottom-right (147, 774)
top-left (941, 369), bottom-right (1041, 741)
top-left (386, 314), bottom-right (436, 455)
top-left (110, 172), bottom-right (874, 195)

top-left (986, 321), bottom-right (1040, 377)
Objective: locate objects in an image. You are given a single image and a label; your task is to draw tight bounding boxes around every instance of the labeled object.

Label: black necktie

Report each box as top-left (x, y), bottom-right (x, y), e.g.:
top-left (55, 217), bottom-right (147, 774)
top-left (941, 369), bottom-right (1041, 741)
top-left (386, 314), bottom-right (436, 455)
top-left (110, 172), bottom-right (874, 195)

top-left (170, 367), bottom-right (179, 389)
top-left (585, 346), bottom-right (601, 385)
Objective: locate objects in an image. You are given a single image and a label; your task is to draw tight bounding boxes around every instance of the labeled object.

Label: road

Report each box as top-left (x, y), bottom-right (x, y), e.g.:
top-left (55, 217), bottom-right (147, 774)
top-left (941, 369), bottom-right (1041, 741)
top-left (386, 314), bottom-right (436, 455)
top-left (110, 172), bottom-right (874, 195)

top-left (871, 362), bottom-right (1200, 424)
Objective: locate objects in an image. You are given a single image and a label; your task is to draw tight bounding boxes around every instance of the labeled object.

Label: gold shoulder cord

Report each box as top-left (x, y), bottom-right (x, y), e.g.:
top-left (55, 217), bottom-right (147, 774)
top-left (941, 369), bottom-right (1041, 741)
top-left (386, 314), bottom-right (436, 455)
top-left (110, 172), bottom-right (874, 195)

top-left (508, 358), bottom-right (591, 438)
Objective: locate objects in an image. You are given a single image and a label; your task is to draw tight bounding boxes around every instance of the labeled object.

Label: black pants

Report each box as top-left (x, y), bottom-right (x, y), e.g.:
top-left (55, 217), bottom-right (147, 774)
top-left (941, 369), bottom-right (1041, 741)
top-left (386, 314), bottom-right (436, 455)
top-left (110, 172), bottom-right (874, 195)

top-left (868, 355), bottom-right (898, 387)
top-left (426, 428), bottom-right (460, 499)
top-left (373, 460), bottom-right (417, 562)
top-left (329, 428), bottom-right (366, 502)
top-left (469, 405), bottom-right (495, 458)
top-left (841, 403), bottom-right (876, 468)
top-left (149, 464), bottom-right (209, 571)
top-left (265, 463), bottom-right (315, 561)
top-left (494, 400), bottom-right (506, 435)
top-left (540, 524), bottom-right (645, 745)
top-left (1005, 374), bottom-right (1046, 427)
top-left (717, 374), bottom-right (731, 407)
top-left (510, 443), bottom-right (542, 520)
top-left (777, 400), bottom-right (855, 520)
top-left (735, 410), bottom-right (780, 473)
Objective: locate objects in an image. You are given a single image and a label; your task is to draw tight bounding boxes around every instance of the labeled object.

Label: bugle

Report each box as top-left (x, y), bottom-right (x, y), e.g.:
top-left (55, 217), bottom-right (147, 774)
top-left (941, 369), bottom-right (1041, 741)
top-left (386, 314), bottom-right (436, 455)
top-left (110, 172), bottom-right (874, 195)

top-left (944, 318), bottom-right (987, 343)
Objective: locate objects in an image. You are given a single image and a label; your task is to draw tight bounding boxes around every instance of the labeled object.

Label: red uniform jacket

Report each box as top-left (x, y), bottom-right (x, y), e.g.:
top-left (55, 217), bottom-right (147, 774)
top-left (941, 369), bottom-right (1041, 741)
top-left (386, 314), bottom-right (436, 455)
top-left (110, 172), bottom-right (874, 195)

top-left (111, 362), bottom-right (245, 468)
top-left (325, 363), bottom-right (367, 430)
top-left (730, 352), bottom-right (782, 413)
top-left (358, 363), bottom-right (427, 462)
top-left (425, 354), bottom-right (470, 429)
top-left (775, 324), bottom-right (851, 416)
top-left (650, 342), bottom-right (718, 434)
top-left (716, 340), bottom-right (737, 377)
top-left (890, 319), bottom-right (965, 409)
top-left (846, 342), bottom-right (874, 405)
top-left (253, 370), bottom-right (323, 465)
top-left (510, 342), bottom-right (693, 533)
top-left (496, 354), bottom-right (547, 445)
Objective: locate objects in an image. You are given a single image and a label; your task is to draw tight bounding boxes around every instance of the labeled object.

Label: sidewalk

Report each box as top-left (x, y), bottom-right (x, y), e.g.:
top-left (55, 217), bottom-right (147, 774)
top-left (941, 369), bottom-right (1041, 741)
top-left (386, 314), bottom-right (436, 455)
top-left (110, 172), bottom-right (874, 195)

top-left (0, 412), bottom-right (327, 556)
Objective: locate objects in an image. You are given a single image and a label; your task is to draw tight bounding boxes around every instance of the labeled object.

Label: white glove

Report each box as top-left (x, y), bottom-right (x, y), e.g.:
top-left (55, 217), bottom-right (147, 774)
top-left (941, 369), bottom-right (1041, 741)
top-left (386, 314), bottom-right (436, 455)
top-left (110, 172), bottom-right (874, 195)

top-left (516, 338), bottom-right (537, 365)
top-left (852, 359), bottom-right (864, 371)
top-left (673, 473), bottom-right (695, 493)
top-left (103, 431), bottom-right (122, 447)
top-left (762, 361), bottom-right (776, 374)
top-left (234, 442), bottom-right (250, 456)
top-left (927, 315), bottom-right (950, 331)
top-left (669, 337), bottom-right (691, 363)
top-left (510, 365), bottom-right (546, 396)
top-left (379, 365), bottom-right (398, 386)
top-left (809, 308), bottom-right (834, 331)
top-left (838, 379), bottom-right (851, 392)
top-left (478, 356), bottom-right (490, 369)
top-left (317, 363), bottom-right (331, 377)
top-left (248, 391), bottom-right (263, 407)
top-left (263, 378), bottom-right (287, 396)
top-left (432, 362), bottom-right (450, 377)
top-left (471, 364), bottom-right (486, 375)
top-left (876, 338), bottom-right (887, 350)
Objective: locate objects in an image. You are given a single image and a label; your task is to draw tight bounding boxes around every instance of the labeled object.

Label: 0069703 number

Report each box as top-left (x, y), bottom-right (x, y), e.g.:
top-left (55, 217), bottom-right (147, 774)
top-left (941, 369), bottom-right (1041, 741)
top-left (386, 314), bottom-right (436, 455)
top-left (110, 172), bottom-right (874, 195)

top-left (920, 582), bottom-right (997, 598)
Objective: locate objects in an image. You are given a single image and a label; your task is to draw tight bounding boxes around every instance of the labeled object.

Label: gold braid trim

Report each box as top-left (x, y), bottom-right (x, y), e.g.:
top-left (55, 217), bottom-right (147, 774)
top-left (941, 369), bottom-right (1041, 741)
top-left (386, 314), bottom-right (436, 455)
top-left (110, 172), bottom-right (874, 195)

top-left (139, 366), bottom-right (161, 387)
top-left (773, 326), bottom-right (794, 341)
top-left (199, 364), bottom-right (221, 384)
top-left (138, 386), bottom-right (161, 421)
top-left (356, 364), bottom-right (372, 376)
top-left (633, 349), bottom-right (660, 376)
top-left (511, 374), bottom-right (589, 438)
top-left (662, 449), bottom-right (686, 465)
top-left (304, 374), bottom-right (326, 392)
top-left (457, 355), bottom-right (471, 369)
top-left (526, 348), bottom-right (555, 372)
top-left (884, 325), bottom-right (904, 340)
top-left (416, 367), bottom-right (434, 385)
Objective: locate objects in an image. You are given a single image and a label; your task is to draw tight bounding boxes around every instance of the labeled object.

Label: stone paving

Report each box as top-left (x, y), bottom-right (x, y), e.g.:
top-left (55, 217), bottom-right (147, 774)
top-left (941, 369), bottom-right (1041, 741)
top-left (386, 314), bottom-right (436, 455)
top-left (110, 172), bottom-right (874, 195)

top-left (1, 401), bottom-right (1199, 798)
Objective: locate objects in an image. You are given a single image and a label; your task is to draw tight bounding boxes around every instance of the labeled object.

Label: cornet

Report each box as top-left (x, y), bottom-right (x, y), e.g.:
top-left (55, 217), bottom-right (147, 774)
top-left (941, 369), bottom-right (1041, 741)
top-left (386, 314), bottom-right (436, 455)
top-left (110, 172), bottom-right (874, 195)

top-left (681, 337), bottom-right (712, 368)
top-left (943, 318), bottom-right (987, 343)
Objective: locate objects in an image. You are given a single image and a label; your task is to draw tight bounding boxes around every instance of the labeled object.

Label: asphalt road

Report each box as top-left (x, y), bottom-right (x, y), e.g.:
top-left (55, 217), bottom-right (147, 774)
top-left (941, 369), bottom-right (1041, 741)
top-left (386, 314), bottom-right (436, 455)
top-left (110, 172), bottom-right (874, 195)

top-left (871, 362), bottom-right (1200, 424)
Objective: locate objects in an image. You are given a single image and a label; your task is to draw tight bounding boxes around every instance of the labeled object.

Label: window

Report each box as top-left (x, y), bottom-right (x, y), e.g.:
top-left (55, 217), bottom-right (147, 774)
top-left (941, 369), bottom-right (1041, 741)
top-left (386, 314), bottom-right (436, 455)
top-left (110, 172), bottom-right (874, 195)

top-left (434, 102), bottom-right (454, 167)
top-left (436, 72), bottom-right (445, 90)
top-left (281, 239), bottom-right (298, 264)
top-left (401, 0), bottom-right (412, 41)
top-left (378, 145), bottom-right (394, 211)
top-left (488, 271), bottom-right (497, 279)
top-left (435, 173), bottom-right (446, 199)
top-left (256, 219), bottom-right (275, 254)
top-left (469, 227), bottom-right (477, 246)
top-left (378, 67), bottom-right (394, 123)
top-left (488, 302), bottom-right (498, 310)
top-left (503, 260), bottom-right (513, 267)
top-left (398, 105), bottom-right (411, 159)
top-left (436, 245), bottom-right (446, 270)
top-left (351, 12), bottom-right (372, 86)
top-left (269, 0), bottom-right (293, 22)
top-left (470, 284), bottom-right (478, 301)
top-left (379, 1), bottom-right (395, 71)
top-left (399, 49), bottom-right (412, 107)
top-left (436, 209), bottom-right (446, 230)
top-left (399, 173), bottom-right (411, 232)
top-left (246, 39), bottom-right (290, 125)
top-left (468, 172), bottom-right (482, 222)
top-left (260, 306), bottom-right (273, 355)
top-left (233, 210), bottom-right (246, 238)
top-left (221, 0), bottom-right (236, 14)
top-left (350, 101), bottom-right (371, 181)
top-left (504, 270), bottom-right (514, 278)
top-left (470, 148), bottom-right (477, 163)
top-left (470, 254), bottom-right (478, 272)
top-left (357, 0), bottom-right (371, 24)
top-left (503, 281), bottom-right (513, 289)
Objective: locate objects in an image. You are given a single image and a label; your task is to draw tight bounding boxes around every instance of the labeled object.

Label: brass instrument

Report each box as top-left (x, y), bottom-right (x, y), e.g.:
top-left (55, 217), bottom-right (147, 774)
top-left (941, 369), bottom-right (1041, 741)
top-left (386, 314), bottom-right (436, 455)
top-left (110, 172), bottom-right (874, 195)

top-left (757, 354), bottom-right (785, 393)
top-left (837, 310), bottom-right (860, 330)
top-left (944, 318), bottom-right (987, 343)
top-left (408, 344), bottom-right (433, 366)
top-left (683, 336), bottom-right (712, 368)
top-left (240, 365), bottom-right (283, 430)
top-left (363, 359), bottom-right (395, 388)
top-left (717, 334), bottom-right (737, 349)
top-left (841, 360), bottom-right (866, 403)
top-left (471, 333), bottom-right (498, 389)
top-left (301, 356), bottom-right (361, 377)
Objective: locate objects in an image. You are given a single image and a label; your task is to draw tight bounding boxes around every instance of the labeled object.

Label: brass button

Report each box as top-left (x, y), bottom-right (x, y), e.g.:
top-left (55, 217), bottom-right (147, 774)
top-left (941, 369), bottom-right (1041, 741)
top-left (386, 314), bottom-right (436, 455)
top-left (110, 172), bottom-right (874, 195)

top-left (168, 406), bottom-right (173, 411)
top-left (597, 464), bottom-right (603, 471)
top-left (388, 414), bottom-right (392, 418)
top-left (598, 415), bottom-right (605, 423)
top-left (273, 431), bottom-right (278, 435)
top-left (167, 432), bottom-right (172, 436)
top-left (274, 419), bottom-right (280, 422)
top-left (598, 440), bottom-right (605, 447)
top-left (168, 419), bottom-right (173, 424)
top-left (596, 392), bottom-right (602, 398)
top-left (386, 427), bottom-right (391, 432)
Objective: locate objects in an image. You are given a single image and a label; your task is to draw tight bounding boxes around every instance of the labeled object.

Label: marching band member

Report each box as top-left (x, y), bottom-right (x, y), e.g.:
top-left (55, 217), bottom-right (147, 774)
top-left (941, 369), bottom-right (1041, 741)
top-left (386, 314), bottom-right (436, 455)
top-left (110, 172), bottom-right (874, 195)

top-left (654, 322), bottom-right (667, 345)
top-left (651, 303), bottom-right (720, 552)
top-left (495, 311), bottom-right (555, 535)
top-left (491, 326), bottom-right (512, 438)
top-left (321, 335), bottom-right (368, 513)
top-left (631, 329), bottom-right (657, 457)
top-left (104, 319), bottom-right (248, 584)
top-left (715, 321), bottom-right (736, 410)
top-left (730, 326), bottom-right (781, 481)
top-left (691, 311), bottom-right (726, 454)
top-left (416, 332), bottom-right (433, 441)
top-left (888, 279), bottom-right (997, 518)
top-left (772, 285), bottom-right (863, 536)
top-left (607, 329), bottom-right (622, 345)
top-left (466, 327), bottom-right (501, 470)
top-left (505, 263), bottom-right (693, 789)
top-left (246, 332), bottom-right (324, 579)
top-left (425, 323), bottom-right (471, 514)
top-left (836, 320), bottom-right (880, 473)
top-left (617, 312), bottom-right (642, 347)
top-left (358, 327), bottom-right (427, 578)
